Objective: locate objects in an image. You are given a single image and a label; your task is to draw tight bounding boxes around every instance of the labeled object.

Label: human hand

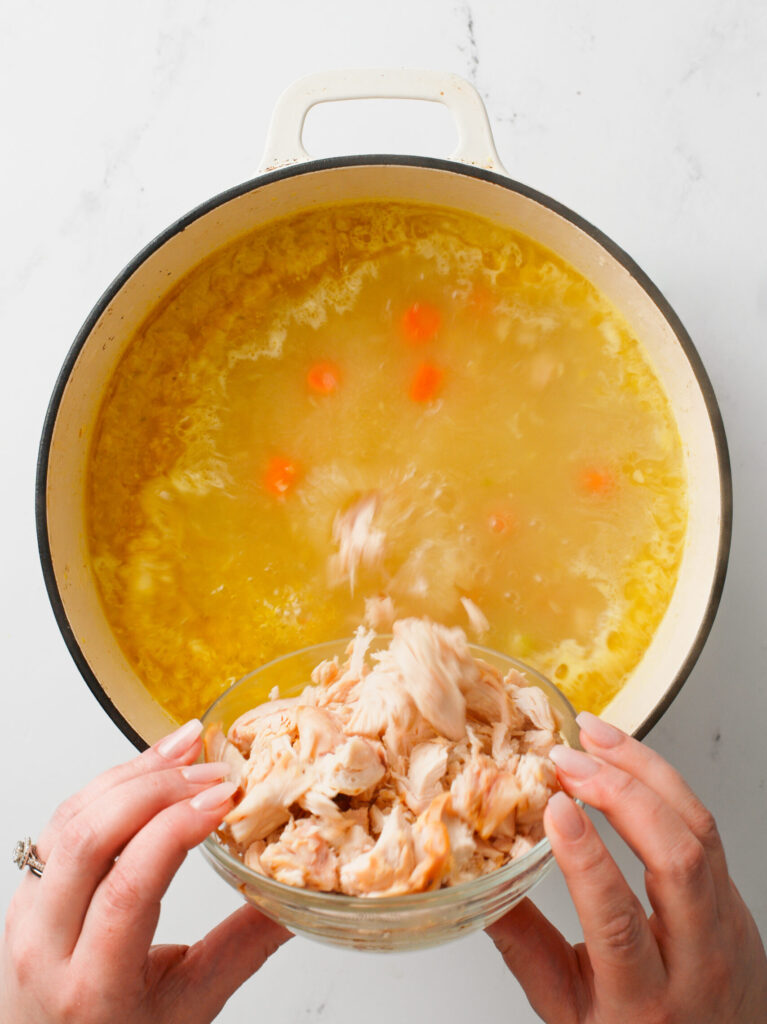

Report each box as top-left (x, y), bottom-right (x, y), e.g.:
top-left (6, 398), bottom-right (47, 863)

top-left (488, 713), bottom-right (767, 1023)
top-left (1, 720), bottom-right (291, 1023)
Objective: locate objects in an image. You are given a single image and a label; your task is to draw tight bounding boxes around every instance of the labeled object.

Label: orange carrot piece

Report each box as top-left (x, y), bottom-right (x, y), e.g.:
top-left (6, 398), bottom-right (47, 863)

top-left (489, 511), bottom-right (515, 534)
top-left (264, 456), bottom-right (299, 497)
top-left (580, 467), bottom-right (616, 495)
top-left (401, 302), bottom-right (442, 343)
top-left (410, 362), bottom-right (444, 403)
top-left (307, 361), bottom-right (341, 395)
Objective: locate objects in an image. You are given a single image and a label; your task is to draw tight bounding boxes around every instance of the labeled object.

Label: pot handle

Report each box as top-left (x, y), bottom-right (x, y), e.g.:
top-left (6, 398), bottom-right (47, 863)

top-left (258, 69), bottom-right (507, 174)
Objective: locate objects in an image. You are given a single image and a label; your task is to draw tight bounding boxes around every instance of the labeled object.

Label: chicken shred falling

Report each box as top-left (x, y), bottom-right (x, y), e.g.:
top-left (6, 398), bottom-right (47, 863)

top-left (206, 617), bottom-right (564, 897)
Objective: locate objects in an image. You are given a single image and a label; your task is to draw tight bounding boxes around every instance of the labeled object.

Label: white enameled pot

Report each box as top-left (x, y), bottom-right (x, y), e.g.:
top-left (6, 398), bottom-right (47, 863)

top-left (36, 69), bottom-right (731, 748)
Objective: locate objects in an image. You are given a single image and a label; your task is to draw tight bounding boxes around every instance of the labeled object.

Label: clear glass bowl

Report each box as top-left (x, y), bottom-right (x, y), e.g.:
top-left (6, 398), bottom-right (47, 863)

top-left (200, 638), bottom-right (580, 952)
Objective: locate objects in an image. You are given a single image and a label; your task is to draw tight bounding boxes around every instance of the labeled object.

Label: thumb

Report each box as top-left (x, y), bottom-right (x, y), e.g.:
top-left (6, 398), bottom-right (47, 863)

top-left (165, 905), bottom-right (292, 1022)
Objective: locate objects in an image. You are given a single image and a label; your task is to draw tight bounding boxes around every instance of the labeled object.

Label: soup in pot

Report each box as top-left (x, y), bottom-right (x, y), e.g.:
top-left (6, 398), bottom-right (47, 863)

top-left (87, 201), bottom-right (686, 723)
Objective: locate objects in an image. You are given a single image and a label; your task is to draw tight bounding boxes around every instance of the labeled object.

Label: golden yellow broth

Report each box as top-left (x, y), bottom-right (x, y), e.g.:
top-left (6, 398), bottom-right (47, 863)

top-left (87, 202), bottom-right (686, 723)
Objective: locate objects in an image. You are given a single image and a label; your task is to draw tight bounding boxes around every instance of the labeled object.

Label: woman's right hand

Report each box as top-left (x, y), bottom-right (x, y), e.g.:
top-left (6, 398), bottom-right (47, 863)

top-left (1, 719), bottom-right (291, 1024)
top-left (488, 713), bottom-right (767, 1023)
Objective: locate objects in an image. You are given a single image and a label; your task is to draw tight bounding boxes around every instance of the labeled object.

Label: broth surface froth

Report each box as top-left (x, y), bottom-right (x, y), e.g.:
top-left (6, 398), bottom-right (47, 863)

top-left (87, 201), bottom-right (687, 722)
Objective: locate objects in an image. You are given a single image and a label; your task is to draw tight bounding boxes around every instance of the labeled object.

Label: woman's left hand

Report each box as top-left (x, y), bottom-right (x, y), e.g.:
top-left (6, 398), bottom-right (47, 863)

top-left (487, 714), bottom-right (767, 1023)
top-left (1, 719), bottom-right (291, 1024)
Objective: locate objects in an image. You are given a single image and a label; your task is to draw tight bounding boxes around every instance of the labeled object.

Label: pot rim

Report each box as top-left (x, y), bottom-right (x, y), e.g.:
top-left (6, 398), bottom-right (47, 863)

top-left (35, 153), bottom-right (733, 751)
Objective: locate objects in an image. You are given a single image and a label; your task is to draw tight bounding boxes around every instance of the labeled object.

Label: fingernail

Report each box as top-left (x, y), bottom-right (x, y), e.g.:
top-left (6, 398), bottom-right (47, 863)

top-left (190, 780), bottom-right (237, 812)
top-left (181, 762), bottom-right (231, 783)
top-left (576, 711), bottom-right (623, 748)
top-left (549, 745), bottom-right (600, 779)
top-left (156, 720), bottom-right (203, 759)
top-left (547, 791), bottom-right (585, 840)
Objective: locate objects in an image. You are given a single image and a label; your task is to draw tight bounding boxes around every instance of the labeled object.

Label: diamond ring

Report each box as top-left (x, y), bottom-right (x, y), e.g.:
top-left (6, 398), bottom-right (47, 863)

top-left (13, 837), bottom-right (45, 877)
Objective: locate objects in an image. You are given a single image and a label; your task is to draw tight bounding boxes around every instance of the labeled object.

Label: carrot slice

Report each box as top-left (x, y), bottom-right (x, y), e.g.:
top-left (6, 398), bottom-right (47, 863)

top-left (401, 302), bottom-right (442, 343)
top-left (307, 361), bottom-right (341, 395)
top-left (488, 502), bottom-right (517, 534)
top-left (410, 362), bottom-right (444, 403)
top-left (580, 467), bottom-right (616, 495)
top-left (489, 512), bottom-right (515, 534)
top-left (264, 456), bottom-right (299, 497)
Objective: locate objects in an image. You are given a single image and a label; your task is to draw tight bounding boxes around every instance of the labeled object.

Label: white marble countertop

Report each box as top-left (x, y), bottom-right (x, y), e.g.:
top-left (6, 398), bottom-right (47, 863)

top-left (1, 1), bottom-right (765, 1020)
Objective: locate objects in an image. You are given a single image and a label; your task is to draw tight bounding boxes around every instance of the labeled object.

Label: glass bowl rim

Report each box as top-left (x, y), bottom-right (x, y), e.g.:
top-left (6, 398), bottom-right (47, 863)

top-left (201, 635), bottom-right (578, 910)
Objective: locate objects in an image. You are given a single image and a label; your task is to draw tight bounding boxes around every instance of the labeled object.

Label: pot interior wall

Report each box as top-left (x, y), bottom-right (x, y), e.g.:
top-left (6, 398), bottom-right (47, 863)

top-left (45, 163), bottom-right (725, 744)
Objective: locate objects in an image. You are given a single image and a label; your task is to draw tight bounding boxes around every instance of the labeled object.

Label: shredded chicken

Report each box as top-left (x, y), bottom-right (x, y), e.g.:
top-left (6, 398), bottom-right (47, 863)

top-left (364, 593), bottom-right (396, 631)
top-left (328, 493), bottom-right (385, 593)
top-left (210, 616), bottom-right (566, 896)
top-left (296, 706), bottom-right (343, 760)
top-left (461, 596), bottom-right (490, 638)
top-left (387, 618), bottom-right (475, 741)
top-left (398, 740), bottom-right (449, 814)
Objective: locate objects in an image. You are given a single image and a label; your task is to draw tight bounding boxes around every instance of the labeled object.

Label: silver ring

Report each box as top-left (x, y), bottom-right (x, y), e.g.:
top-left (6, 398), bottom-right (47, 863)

top-left (13, 837), bottom-right (45, 877)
